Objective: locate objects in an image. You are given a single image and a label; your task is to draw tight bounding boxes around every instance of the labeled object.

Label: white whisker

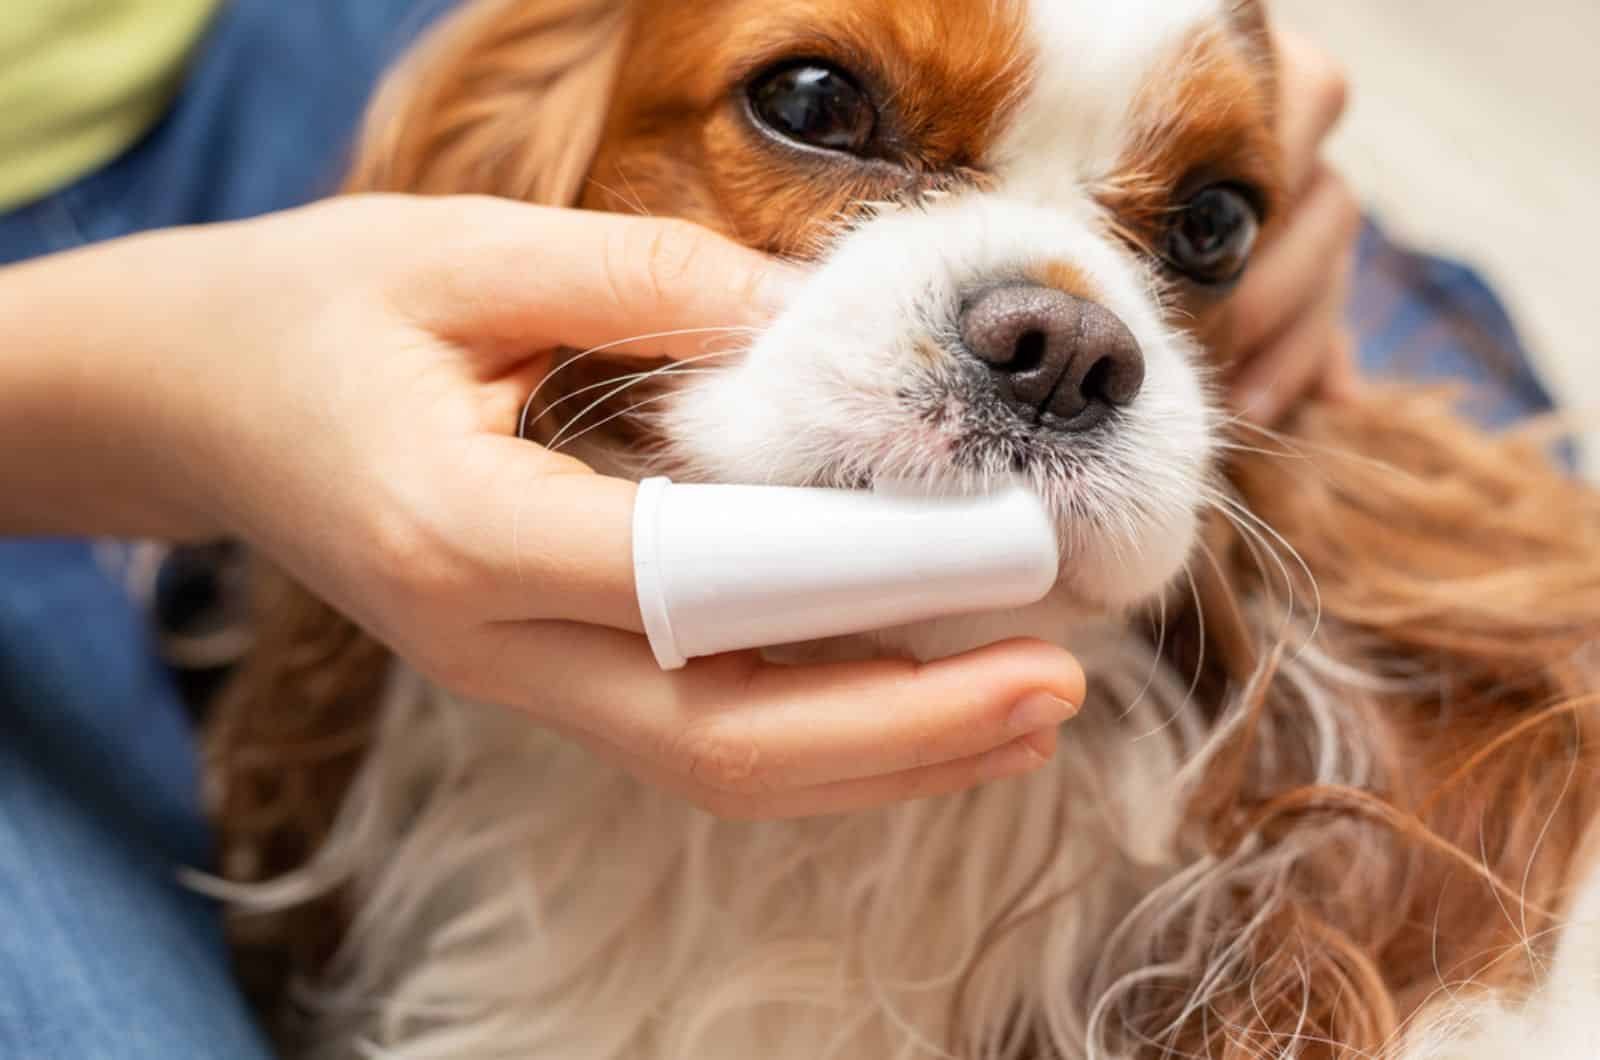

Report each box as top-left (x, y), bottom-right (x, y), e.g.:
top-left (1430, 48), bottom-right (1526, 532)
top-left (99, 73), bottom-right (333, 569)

top-left (517, 327), bottom-right (754, 439)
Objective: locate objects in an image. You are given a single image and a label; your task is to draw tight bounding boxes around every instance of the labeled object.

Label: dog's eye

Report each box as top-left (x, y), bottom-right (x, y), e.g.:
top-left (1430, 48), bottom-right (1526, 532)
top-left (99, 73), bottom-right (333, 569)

top-left (1165, 185), bottom-right (1261, 285)
top-left (748, 62), bottom-right (875, 154)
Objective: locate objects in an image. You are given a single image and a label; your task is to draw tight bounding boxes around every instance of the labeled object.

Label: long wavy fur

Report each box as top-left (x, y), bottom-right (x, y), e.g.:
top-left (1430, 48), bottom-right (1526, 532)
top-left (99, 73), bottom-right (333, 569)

top-left (205, 0), bottom-right (1600, 1055)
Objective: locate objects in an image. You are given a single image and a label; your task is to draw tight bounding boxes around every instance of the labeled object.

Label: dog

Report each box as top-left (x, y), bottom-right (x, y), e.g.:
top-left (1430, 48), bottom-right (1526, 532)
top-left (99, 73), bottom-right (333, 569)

top-left (205, 0), bottom-right (1600, 1056)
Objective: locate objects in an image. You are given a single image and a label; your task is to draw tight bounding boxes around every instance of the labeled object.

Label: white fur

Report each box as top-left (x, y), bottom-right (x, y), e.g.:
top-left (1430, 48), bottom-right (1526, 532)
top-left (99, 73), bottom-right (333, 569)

top-left (1397, 860), bottom-right (1600, 1060)
top-left (234, 0), bottom-right (1600, 1055)
top-left (659, 193), bottom-right (1212, 617)
top-left (996, 0), bottom-right (1222, 185)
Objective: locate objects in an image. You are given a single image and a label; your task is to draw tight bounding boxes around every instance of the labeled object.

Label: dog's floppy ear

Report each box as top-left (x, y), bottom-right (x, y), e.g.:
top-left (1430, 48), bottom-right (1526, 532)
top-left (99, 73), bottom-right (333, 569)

top-left (205, 0), bottom-right (630, 1027)
top-left (345, 0), bottom-right (629, 203)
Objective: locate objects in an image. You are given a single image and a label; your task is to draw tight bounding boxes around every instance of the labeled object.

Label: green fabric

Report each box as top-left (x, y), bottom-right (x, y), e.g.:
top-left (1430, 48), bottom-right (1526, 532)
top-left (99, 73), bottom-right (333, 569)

top-left (0, 0), bottom-right (220, 210)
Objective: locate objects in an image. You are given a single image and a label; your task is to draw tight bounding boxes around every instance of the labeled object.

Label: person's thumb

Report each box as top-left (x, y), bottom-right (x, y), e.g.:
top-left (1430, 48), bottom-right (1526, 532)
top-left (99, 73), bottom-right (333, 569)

top-left (404, 196), bottom-right (803, 363)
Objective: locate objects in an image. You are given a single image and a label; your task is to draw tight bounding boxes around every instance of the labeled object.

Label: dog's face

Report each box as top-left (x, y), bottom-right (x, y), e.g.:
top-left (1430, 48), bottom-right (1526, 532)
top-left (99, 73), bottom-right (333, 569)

top-left (534, 0), bottom-right (1283, 621)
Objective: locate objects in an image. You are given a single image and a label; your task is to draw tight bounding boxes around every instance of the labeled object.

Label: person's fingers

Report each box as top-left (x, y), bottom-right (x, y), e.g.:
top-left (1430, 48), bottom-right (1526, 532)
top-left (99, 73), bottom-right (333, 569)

top-left (667, 639), bottom-right (1083, 790)
top-left (1232, 281), bottom-right (1354, 425)
top-left (1271, 28), bottom-right (1350, 194)
top-left (1217, 34), bottom-right (1355, 416)
top-left (1318, 339), bottom-right (1362, 403)
top-left (1233, 209), bottom-right (1356, 424)
top-left (399, 197), bottom-right (804, 365)
top-left (584, 726), bottom-right (1058, 820)
top-left (774, 725), bottom-right (1057, 820)
top-left (436, 621), bottom-right (1085, 794)
top-left (418, 439), bottom-right (645, 632)
top-left (1229, 166), bottom-right (1360, 356)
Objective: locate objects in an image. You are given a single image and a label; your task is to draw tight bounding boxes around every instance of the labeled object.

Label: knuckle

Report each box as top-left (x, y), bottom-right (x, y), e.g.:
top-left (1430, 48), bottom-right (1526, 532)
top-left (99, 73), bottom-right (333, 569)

top-left (1322, 62), bottom-right (1352, 116)
top-left (369, 508), bottom-right (473, 611)
top-left (424, 194), bottom-right (507, 238)
top-left (369, 508), bottom-right (433, 585)
top-left (674, 722), bottom-right (768, 795)
top-left (608, 217), bottom-right (703, 316)
top-left (643, 219), bottom-right (704, 303)
top-left (1325, 174), bottom-right (1362, 240)
top-left (1300, 44), bottom-right (1350, 114)
top-left (599, 225), bottom-right (641, 316)
top-left (405, 199), bottom-right (497, 279)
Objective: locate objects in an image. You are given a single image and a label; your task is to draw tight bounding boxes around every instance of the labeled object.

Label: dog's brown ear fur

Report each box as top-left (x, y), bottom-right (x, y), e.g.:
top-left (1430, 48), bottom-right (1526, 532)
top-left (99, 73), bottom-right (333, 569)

top-left (344, 0), bottom-right (628, 202)
top-left (205, 0), bottom-right (630, 1027)
top-left (1116, 390), bottom-right (1600, 1057)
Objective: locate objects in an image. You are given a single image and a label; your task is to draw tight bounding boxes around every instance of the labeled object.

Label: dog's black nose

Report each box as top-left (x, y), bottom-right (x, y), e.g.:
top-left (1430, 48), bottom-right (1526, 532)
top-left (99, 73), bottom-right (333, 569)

top-left (959, 285), bottom-right (1145, 430)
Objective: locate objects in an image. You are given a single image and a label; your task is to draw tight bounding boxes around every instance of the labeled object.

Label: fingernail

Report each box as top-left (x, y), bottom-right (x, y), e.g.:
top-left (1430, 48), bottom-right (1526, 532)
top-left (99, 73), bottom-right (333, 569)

top-left (1007, 692), bottom-right (1077, 733)
top-left (979, 739), bottom-right (1052, 781)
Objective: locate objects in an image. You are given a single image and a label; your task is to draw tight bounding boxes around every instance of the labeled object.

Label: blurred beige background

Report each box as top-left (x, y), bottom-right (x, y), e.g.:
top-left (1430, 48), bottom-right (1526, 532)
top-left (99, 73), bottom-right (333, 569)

top-left (1276, 0), bottom-right (1600, 478)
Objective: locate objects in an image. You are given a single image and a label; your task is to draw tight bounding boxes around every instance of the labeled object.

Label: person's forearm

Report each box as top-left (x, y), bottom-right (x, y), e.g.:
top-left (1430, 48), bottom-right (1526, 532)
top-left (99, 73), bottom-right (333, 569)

top-left (0, 232), bottom-right (220, 540)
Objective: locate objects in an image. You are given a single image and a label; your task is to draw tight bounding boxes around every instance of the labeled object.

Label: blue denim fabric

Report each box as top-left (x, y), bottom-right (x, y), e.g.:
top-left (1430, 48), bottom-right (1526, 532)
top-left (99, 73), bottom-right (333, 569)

top-left (0, 541), bottom-right (269, 1059)
top-left (0, 0), bottom-right (455, 266)
top-left (0, 1), bottom-right (455, 1056)
top-left (0, 2), bottom-right (1569, 1055)
top-left (1348, 218), bottom-right (1560, 431)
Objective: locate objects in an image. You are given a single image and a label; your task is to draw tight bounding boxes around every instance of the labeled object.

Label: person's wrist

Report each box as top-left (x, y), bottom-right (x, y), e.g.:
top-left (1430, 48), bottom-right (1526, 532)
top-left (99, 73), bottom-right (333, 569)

top-left (0, 232), bottom-right (229, 540)
top-left (95, 226), bottom-right (248, 541)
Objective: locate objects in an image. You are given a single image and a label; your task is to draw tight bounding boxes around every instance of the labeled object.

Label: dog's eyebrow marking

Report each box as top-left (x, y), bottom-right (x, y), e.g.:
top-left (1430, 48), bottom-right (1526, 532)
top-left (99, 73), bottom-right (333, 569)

top-left (717, 0), bottom-right (1035, 171)
top-left (1096, 23), bottom-right (1282, 243)
top-left (597, 0), bottom-right (1037, 256)
top-left (1029, 261), bottom-right (1101, 304)
top-left (990, 0), bottom-right (1222, 185)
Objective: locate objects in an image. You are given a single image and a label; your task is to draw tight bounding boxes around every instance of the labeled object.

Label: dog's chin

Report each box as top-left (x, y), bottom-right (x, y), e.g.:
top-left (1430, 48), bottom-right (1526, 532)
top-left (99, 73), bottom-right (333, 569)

top-left (752, 465), bottom-right (1200, 668)
top-left (646, 369), bottom-right (1209, 662)
top-left (767, 569), bottom-right (1167, 669)
top-left (840, 425), bottom-right (1206, 622)
top-left (1054, 503), bottom-right (1201, 614)
top-left (637, 417), bottom-right (1203, 664)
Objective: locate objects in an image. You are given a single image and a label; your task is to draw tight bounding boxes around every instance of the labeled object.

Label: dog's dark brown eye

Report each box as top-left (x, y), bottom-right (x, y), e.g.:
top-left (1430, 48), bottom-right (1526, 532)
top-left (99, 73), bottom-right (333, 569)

top-left (1166, 185), bottom-right (1261, 285)
top-left (748, 62), bottom-right (875, 154)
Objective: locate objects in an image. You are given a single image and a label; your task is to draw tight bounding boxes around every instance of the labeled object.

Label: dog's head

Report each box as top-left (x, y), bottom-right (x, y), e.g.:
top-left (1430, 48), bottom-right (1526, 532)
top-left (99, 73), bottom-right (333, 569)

top-left (224, 3), bottom-right (1600, 1048)
top-left (364, 0), bottom-right (1283, 626)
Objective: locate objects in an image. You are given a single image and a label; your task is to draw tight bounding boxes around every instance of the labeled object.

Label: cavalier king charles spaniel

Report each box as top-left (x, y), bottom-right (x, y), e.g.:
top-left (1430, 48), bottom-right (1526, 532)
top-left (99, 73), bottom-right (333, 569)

top-left (206, 0), bottom-right (1600, 1056)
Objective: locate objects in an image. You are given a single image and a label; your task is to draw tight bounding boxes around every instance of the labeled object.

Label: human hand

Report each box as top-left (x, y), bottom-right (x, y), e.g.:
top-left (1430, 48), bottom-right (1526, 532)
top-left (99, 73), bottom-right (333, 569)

top-left (0, 194), bottom-right (1084, 818)
top-left (1226, 27), bottom-right (1363, 424)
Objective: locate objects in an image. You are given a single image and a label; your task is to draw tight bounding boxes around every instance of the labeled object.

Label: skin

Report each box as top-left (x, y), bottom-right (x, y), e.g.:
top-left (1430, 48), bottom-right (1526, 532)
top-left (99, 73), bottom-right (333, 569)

top-left (1228, 28), bottom-right (1360, 423)
top-left (0, 31), bottom-right (1354, 820)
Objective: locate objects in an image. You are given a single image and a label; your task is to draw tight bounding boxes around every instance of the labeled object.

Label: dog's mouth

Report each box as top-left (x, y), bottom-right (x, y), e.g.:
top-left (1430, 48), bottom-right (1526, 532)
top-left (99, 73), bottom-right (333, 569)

top-left (768, 362), bottom-right (1206, 616)
top-left (526, 302), bottom-right (1208, 617)
top-left (919, 363), bottom-right (1126, 471)
top-left (802, 364), bottom-right (1130, 511)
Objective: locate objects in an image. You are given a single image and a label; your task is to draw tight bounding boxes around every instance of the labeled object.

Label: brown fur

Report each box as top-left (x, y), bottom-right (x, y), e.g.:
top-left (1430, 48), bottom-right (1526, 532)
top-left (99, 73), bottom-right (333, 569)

top-left (1098, 21), bottom-right (1285, 368)
top-left (206, 0), bottom-right (1600, 1053)
top-left (1132, 392), bottom-right (1600, 1056)
top-left (1031, 262), bottom-right (1103, 304)
top-left (582, 0), bottom-right (1031, 255)
top-left (1101, 23), bottom-right (1283, 239)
